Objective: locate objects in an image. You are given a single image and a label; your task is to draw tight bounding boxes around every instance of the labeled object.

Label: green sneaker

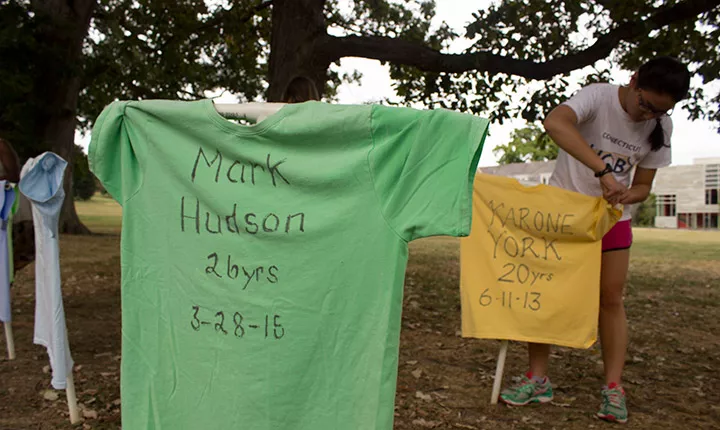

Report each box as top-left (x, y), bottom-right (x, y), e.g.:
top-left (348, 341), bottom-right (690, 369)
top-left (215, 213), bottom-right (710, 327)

top-left (500, 373), bottom-right (553, 406)
top-left (596, 384), bottom-right (628, 424)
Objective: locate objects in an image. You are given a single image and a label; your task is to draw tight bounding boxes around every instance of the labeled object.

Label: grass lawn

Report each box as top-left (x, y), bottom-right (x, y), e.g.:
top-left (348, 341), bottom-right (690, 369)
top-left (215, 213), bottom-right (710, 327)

top-left (1, 197), bottom-right (717, 429)
top-left (75, 193), bottom-right (122, 233)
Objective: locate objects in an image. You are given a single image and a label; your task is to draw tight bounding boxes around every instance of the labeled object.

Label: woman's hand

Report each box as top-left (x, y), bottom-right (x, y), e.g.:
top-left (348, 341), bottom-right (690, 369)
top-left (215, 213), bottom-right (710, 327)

top-left (616, 168), bottom-right (656, 206)
top-left (599, 174), bottom-right (627, 205)
top-left (617, 185), bottom-right (652, 206)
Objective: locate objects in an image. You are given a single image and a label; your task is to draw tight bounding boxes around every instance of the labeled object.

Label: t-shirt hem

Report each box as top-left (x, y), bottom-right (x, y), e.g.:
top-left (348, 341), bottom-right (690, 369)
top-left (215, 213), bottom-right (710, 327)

top-left (89, 101), bottom-right (125, 204)
top-left (458, 119), bottom-right (490, 237)
top-left (367, 105), bottom-right (410, 244)
top-left (637, 162), bottom-right (672, 169)
top-left (461, 332), bottom-right (597, 349)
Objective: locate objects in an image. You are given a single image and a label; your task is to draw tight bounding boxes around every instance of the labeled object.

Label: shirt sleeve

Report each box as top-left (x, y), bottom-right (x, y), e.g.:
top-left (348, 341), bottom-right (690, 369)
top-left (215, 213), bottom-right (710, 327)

top-left (368, 105), bottom-right (489, 242)
top-left (88, 101), bottom-right (146, 205)
top-left (562, 84), bottom-right (604, 124)
top-left (638, 117), bottom-right (673, 169)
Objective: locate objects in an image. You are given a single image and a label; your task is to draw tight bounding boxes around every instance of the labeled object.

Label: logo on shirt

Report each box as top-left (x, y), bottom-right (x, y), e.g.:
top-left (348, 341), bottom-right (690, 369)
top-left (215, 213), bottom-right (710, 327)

top-left (591, 143), bottom-right (635, 174)
top-left (602, 132), bottom-right (642, 153)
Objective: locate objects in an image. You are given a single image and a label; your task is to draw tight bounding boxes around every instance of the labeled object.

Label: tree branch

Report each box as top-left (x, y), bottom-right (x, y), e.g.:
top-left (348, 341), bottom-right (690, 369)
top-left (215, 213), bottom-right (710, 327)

top-left (322, 0), bottom-right (720, 80)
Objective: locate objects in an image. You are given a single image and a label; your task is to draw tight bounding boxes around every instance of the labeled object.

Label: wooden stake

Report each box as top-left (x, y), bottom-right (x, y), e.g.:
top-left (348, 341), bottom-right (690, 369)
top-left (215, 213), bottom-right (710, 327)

top-left (66, 372), bottom-right (80, 424)
top-left (3, 322), bottom-right (15, 360)
top-left (490, 340), bottom-right (509, 404)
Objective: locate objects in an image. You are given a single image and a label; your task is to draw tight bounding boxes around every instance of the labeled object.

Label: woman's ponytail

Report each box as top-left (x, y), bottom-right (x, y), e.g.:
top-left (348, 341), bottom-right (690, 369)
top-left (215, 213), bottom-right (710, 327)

top-left (649, 118), bottom-right (667, 152)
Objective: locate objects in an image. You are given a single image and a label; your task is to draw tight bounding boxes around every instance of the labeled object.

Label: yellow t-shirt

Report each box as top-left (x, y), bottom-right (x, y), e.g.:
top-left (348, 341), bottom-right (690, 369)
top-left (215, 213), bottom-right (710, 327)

top-left (460, 173), bottom-right (621, 348)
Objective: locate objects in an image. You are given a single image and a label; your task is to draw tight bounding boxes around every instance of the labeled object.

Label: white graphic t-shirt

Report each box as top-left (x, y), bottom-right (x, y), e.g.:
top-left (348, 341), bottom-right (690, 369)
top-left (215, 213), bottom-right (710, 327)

top-left (549, 83), bottom-right (672, 221)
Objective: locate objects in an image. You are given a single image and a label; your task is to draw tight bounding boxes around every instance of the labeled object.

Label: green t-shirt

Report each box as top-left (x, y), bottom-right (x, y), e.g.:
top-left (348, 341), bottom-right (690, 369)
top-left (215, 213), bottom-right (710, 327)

top-left (89, 99), bottom-right (488, 430)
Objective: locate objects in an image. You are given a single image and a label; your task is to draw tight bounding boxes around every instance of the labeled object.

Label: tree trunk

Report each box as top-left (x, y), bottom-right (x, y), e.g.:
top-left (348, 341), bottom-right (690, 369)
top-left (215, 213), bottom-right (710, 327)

top-left (30, 0), bottom-right (97, 234)
top-left (266, 0), bottom-right (330, 101)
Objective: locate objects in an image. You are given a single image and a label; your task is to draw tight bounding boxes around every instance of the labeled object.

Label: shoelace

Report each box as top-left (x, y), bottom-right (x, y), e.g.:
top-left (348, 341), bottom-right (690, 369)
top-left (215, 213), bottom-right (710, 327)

top-left (512, 378), bottom-right (537, 394)
top-left (604, 390), bottom-right (624, 408)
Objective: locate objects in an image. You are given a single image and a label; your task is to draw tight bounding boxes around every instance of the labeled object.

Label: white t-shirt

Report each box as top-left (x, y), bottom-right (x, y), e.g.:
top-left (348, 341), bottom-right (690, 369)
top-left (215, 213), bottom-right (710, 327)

top-left (549, 83), bottom-right (672, 221)
top-left (19, 152), bottom-right (74, 390)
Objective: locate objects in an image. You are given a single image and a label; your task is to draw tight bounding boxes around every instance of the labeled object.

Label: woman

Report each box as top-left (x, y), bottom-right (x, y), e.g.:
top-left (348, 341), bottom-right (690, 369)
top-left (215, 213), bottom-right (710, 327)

top-left (0, 138), bottom-right (33, 274)
top-left (499, 56), bottom-right (691, 424)
top-left (0, 137), bottom-right (20, 183)
top-left (281, 75), bottom-right (320, 103)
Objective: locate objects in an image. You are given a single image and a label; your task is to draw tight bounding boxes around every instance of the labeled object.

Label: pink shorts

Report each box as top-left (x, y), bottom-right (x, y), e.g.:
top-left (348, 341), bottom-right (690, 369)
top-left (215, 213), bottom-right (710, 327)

top-left (602, 219), bottom-right (633, 252)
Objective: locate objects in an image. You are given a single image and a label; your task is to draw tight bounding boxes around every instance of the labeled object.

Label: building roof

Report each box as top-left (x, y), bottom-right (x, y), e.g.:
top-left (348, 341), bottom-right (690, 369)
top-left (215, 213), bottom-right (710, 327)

top-left (480, 160), bottom-right (556, 177)
top-left (693, 157), bottom-right (720, 165)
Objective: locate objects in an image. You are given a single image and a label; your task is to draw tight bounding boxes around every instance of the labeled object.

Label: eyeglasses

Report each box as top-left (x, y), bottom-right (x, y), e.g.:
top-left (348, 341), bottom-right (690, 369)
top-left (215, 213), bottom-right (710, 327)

top-left (637, 90), bottom-right (673, 117)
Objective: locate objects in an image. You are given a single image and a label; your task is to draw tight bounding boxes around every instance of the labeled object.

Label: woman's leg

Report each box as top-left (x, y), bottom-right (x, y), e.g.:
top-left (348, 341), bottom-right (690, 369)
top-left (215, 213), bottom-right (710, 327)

top-left (599, 248), bottom-right (630, 386)
top-left (596, 247), bottom-right (631, 423)
top-left (499, 343), bottom-right (553, 406)
top-left (528, 342), bottom-right (551, 378)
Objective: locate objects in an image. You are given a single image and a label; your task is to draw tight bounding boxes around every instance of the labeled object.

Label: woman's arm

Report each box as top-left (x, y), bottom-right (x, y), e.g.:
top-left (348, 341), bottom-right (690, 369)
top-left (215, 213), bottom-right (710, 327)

top-left (543, 105), bottom-right (627, 204)
top-left (619, 167), bottom-right (656, 205)
top-left (543, 106), bottom-right (607, 173)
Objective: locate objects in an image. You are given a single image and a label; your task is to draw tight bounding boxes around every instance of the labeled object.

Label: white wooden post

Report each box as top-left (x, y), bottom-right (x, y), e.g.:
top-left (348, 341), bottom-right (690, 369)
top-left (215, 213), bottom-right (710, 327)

top-left (490, 340), bottom-right (509, 404)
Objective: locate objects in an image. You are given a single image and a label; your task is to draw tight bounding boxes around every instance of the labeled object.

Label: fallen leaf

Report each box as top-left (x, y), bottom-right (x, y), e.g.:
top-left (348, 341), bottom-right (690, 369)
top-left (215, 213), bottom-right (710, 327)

top-left (411, 369), bottom-right (423, 379)
top-left (42, 390), bottom-right (59, 401)
top-left (82, 409), bottom-right (98, 419)
top-left (412, 418), bottom-right (442, 428)
top-left (94, 352), bottom-right (113, 359)
top-left (415, 391), bottom-right (433, 401)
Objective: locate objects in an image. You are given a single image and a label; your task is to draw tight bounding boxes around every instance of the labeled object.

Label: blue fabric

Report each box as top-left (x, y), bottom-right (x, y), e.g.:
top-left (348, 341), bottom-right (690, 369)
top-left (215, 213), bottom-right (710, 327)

top-left (19, 152), bottom-right (67, 236)
top-left (0, 181), bottom-right (16, 323)
top-left (19, 152), bottom-right (73, 389)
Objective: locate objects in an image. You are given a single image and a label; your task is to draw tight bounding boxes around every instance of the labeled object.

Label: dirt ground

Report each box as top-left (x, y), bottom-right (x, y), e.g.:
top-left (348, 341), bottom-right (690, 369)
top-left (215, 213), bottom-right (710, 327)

top-left (1, 215), bottom-right (719, 429)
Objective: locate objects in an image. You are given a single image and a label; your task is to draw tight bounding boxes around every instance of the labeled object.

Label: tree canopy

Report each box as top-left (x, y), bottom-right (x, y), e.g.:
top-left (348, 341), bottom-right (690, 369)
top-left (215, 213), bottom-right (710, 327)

top-left (77, 0), bottom-right (720, 130)
top-left (1, 0), bottom-right (719, 231)
top-left (493, 124), bottom-right (558, 165)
